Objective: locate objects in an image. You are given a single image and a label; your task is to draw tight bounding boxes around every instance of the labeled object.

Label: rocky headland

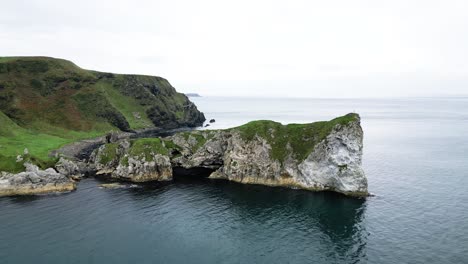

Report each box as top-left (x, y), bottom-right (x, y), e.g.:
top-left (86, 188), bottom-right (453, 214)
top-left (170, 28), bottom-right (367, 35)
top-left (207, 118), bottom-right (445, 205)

top-left (0, 113), bottom-right (368, 197)
top-left (90, 113), bottom-right (368, 196)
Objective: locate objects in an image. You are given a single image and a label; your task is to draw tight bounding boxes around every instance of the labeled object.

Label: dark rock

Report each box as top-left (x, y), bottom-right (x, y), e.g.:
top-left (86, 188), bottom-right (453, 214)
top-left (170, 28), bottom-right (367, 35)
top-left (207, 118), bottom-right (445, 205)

top-left (209, 119), bottom-right (216, 123)
top-left (105, 132), bottom-right (120, 143)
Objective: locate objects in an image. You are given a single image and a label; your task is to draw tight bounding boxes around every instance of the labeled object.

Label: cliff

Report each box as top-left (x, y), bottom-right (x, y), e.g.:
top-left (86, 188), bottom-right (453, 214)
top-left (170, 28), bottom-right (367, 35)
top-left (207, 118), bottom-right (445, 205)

top-left (0, 57), bottom-right (205, 131)
top-left (91, 114), bottom-right (368, 196)
top-left (0, 56), bottom-right (205, 173)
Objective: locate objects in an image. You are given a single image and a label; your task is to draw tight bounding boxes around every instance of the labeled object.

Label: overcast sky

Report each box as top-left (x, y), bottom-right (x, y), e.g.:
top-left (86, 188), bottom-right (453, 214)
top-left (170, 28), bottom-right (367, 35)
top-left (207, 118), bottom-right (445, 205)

top-left (1, 0), bottom-right (467, 97)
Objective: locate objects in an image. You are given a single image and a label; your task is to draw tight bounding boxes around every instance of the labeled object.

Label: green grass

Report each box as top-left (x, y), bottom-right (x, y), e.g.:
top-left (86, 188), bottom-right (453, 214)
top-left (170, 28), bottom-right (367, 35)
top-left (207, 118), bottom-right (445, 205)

top-left (162, 139), bottom-right (182, 150)
top-left (0, 110), bottom-right (114, 172)
top-left (98, 143), bottom-right (119, 165)
top-left (98, 138), bottom-right (175, 166)
top-left (95, 81), bottom-right (153, 130)
top-left (0, 154), bottom-right (26, 173)
top-left (191, 133), bottom-right (208, 152)
top-left (233, 113), bottom-right (360, 163)
top-left (130, 138), bottom-right (168, 157)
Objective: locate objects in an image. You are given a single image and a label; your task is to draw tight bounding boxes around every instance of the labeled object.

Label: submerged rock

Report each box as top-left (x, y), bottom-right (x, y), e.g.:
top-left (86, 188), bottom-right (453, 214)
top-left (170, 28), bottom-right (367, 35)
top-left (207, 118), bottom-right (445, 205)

top-left (92, 113), bottom-right (368, 196)
top-left (99, 183), bottom-right (126, 189)
top-left (0, 163), bottom-right (76, 197)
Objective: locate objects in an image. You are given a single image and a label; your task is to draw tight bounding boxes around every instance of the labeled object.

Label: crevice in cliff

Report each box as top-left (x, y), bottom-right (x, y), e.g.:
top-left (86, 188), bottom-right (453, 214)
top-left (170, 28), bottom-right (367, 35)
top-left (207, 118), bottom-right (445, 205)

top-left (172, 166), bottom-right (217, 179)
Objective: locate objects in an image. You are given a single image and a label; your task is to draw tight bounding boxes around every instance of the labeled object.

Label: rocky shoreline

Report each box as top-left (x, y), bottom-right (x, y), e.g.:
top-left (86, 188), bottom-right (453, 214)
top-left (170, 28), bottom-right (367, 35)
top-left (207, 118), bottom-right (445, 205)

top-left (90, 113), bottom-right (368, 196)
top-left (0, 114), bottom-right (368, 197)
top-left (0, 163), bottom-right (76, 197)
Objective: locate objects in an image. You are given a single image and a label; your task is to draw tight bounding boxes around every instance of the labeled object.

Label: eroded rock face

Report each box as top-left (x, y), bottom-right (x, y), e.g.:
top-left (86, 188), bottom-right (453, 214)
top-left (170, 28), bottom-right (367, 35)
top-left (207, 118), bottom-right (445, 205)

top-left (0, 163), bottom-right (76, 197)
top-left (296, 121), bottom-right (367, 195)
top-left (112, 154), bottom-right (172, 182)
top-left (55, 157), bottom-right (92, 181)
top-left (205, 124), bottom-right (367, 196)
top-left (91, 139), bottom-right (172, 182)
top-left (92, 113), bottom-right (368, 196)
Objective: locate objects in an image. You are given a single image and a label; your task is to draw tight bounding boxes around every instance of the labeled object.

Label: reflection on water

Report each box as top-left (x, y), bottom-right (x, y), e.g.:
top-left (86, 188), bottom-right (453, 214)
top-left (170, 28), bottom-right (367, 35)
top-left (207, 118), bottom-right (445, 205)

top-left (0, 178), bottom-right (367, 264)
top-left (204, 179), bottom-right (368, 262)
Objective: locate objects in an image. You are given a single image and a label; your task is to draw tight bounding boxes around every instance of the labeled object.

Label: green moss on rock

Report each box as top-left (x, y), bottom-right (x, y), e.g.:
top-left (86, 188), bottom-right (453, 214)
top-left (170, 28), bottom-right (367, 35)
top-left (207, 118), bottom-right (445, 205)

top-left (128, 138), bottom-right (168, 161)
top-left (190, 133), bottom-right (208, 152)
top-left (233, 113), bottom-right (360, 163)
top-left (98, 143), bottom-right (119, 165)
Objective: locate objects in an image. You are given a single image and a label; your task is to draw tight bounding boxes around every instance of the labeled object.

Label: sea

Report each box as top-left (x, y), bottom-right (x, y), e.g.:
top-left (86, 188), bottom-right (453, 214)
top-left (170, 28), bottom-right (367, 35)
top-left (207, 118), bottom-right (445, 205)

top-left (1, 96), bottom-right (467, 263)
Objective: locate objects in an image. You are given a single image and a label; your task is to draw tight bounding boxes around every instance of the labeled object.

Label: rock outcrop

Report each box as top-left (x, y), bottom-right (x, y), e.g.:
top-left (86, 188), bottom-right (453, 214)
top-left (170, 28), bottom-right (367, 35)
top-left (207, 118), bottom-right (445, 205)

top-left (0, 163), bottom-right (76, 197)
top-left (91, 113), bottom-right (368, 196)
top-left (90, 139), bottom-right (172, 182)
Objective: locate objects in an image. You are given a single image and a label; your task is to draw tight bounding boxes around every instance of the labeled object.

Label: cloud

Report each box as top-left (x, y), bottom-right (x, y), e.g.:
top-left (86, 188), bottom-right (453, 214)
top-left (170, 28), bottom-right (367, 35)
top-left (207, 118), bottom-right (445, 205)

top-left (1, 0), bottom-right (467, 97)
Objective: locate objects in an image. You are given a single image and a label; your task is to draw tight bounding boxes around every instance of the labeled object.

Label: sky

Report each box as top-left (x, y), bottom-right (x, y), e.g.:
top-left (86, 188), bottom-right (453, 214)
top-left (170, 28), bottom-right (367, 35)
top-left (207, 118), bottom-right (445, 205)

top-left (1, 0), bottom-right (468, 98)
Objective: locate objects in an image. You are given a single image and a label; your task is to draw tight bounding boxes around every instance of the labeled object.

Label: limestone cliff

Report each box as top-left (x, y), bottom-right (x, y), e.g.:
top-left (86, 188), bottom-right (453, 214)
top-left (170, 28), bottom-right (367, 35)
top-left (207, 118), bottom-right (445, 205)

top-left (92, 113), bottom-right (368, 196)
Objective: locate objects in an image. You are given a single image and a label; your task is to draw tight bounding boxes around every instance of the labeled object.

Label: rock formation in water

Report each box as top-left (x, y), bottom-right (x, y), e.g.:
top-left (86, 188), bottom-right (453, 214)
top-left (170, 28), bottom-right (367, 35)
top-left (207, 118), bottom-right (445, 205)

top-left (91, 113), bottom-right (368, 196)
top-left (0, 163), bottom-right (76, 197)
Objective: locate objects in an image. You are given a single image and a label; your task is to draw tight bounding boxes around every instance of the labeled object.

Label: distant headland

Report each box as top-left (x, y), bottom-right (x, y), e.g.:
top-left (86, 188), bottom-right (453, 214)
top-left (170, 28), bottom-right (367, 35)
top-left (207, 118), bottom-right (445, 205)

top-left (185, 93), bottom-right (201, 97)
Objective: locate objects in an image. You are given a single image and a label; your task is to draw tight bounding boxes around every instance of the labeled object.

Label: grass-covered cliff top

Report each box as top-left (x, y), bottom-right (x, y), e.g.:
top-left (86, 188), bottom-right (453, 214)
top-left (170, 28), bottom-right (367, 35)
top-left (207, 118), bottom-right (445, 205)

top-left (232, 113), bottom-right (360, 163)
top-left (0, 56), bottom-right (204, 172)
top-left (96, 138), bottom-right (173, 167)
top-left (95, 113), bottom-right (360, 168)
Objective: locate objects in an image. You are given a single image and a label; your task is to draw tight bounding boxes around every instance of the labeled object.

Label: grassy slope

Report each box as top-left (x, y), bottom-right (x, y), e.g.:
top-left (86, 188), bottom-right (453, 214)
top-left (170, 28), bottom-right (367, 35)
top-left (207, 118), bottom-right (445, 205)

top-left (95, 81), bottom-right (153, 129)
top-left (0, 56), bottom-right (204, 172)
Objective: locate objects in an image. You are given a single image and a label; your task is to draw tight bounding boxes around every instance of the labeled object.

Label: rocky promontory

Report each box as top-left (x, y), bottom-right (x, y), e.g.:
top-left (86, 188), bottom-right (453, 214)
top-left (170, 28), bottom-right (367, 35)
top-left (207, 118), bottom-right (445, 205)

top-left (91, 113), bottom-right (368, 196)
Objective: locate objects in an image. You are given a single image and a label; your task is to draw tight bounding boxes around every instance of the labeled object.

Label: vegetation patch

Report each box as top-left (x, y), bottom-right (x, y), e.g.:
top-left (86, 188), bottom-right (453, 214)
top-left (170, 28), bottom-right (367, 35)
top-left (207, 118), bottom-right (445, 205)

top-left (98, 143), bottom-right (119, 165)
top-left (73, 91), bottom-right (130, 131)
top-left (163, 139), bottom-right (182, 151)
top-left (0, 154), bottom-right (25, 173)
top-left (0, 110), bottom-right (92, 172)
top-left (191, 133), bottom-right (208, 152)
top-left (0, 153), bottom-right (59, 174)
top-left (233, 113), bottom-right (359, 163)
top-left (95, 81), bottom-right (153, 130)
top-left (128, 138), bottom-right (168, 161)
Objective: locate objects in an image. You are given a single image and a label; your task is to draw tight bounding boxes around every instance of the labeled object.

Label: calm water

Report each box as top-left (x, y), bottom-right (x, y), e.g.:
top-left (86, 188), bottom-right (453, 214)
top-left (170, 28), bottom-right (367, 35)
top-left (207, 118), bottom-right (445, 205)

top-left (1, 97), bottom-right (468, 263)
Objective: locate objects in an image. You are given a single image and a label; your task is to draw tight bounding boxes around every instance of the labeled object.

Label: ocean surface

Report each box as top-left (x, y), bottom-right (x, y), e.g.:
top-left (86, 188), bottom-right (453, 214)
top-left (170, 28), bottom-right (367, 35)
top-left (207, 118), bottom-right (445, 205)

top-left (1, 97), bottom-right (468, 263)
